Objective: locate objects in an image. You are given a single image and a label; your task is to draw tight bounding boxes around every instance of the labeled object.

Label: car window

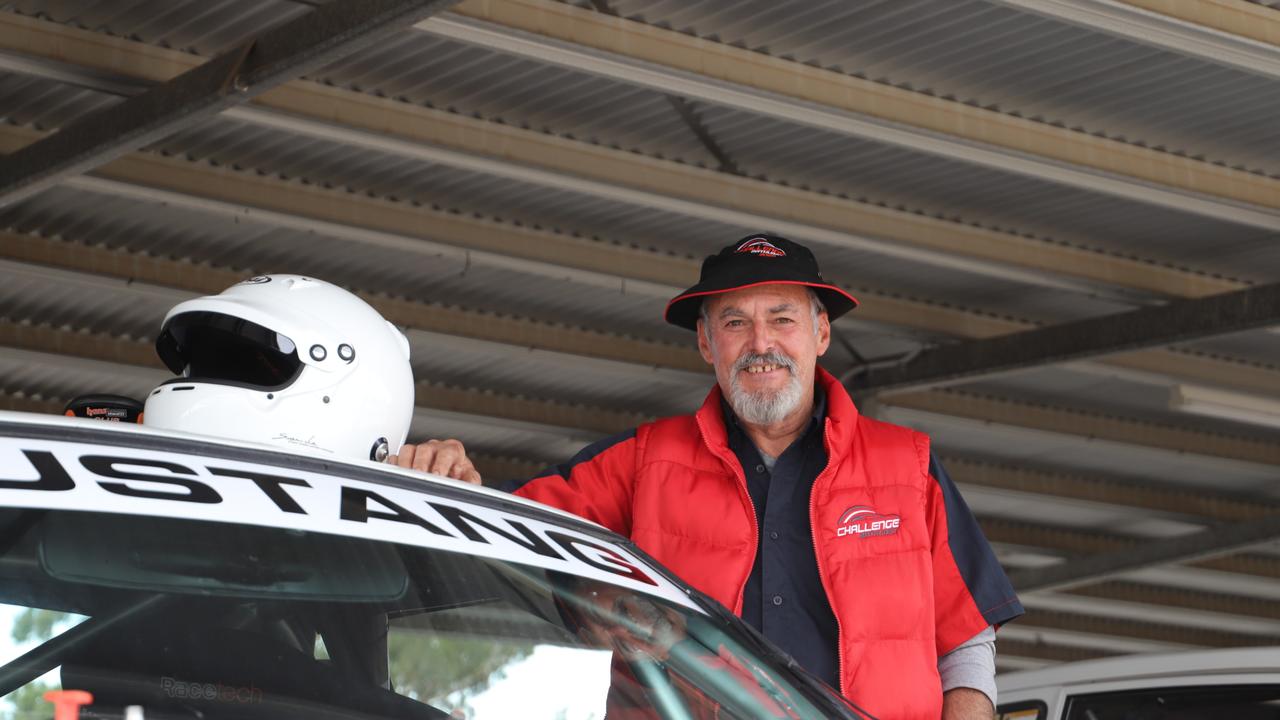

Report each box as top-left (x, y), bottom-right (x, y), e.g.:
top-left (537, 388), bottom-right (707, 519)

top-left (1064, 684), bottom-right (1280, 720)
top-left (996, 700), bottom-right (1047, 720)
top-left (0, 507), bottom-right (850, 720)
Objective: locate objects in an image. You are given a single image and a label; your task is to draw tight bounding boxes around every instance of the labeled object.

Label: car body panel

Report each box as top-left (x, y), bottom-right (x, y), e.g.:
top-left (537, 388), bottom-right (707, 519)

top-left (997, 647), bottom-right (1280, 719)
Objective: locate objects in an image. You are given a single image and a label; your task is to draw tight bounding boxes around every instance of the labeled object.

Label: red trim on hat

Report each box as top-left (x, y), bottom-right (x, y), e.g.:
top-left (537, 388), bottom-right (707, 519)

top-left (663, 280), bottom-right (859, 323)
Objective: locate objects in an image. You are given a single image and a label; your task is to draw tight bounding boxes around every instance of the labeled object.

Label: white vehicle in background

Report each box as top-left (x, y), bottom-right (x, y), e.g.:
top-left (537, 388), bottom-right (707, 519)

top-left (0, 411), bottom-right (865, 720)
top-left (995, 647), bottom-right (1280, 720)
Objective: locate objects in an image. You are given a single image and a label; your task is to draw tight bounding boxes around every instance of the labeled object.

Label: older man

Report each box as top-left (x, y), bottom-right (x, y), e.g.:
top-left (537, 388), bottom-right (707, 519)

top-left (397, 235), bottom-right (1022, 720)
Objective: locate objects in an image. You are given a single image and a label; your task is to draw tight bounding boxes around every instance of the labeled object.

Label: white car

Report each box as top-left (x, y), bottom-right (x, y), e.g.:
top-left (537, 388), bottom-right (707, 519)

top-left (996, 647), bottom-right (1280, 720)
top-left (0, 411), bottom-right (864, 720)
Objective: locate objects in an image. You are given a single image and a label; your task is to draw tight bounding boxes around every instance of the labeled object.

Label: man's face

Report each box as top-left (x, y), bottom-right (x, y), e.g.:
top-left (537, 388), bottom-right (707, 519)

top-left (696, 285), bottom-right (831, 427)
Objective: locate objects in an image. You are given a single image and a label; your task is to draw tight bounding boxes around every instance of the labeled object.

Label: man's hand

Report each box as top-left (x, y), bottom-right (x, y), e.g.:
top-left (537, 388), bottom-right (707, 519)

top-left (942, 687), bottom-right (994, 720)
top-left (389, 439), bottom-right (482, 485)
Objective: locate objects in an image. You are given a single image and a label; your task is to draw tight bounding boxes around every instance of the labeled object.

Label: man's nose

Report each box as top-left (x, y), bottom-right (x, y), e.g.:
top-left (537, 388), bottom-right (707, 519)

top-left (749, 322), bottom-right (774, 353)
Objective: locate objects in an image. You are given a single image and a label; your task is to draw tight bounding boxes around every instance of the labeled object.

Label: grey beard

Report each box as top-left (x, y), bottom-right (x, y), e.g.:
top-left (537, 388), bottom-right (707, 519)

top-left (727, 351), bottom-right (804, 426)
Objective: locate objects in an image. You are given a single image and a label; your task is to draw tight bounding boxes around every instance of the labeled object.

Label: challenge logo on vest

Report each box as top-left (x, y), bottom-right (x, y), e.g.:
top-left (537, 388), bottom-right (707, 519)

top-left (836, 505), bottom-right (901, 539)
top-left (735, 238), bottom-right (787, 258)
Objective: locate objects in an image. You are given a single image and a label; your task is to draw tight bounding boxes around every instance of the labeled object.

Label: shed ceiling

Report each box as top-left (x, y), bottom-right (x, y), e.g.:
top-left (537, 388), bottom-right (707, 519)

top-left (2, 0), bottom-right (1279, 672)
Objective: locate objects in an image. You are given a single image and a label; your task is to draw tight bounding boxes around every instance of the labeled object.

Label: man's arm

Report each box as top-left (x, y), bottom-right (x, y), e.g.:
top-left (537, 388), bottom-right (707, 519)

top-left (943, 687), bottom-right (994, 720)
top-left (395, 430), bottom-right (642, 535)
top-left (926, 452), bottom-right (1021, 717)
top-left (504, 428), bottom-right (640, 534)
top-left (939, 626), bottom-right (997, 719)
top-left (927, 452), bottom-right (1024, 651)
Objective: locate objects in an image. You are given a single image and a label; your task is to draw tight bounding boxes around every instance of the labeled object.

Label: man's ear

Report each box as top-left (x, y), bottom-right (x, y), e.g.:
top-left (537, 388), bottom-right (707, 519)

top-left (815, 312), bottom-right (832, 357)
top-left (696, 319), bottom-right (716, 365)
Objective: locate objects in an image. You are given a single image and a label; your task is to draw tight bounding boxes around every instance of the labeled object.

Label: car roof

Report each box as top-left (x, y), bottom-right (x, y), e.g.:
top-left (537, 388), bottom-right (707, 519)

top-left (0, 410), bottom-right (705, 612)
top-left (0, 409), bottom-right (588, 525)
top-left (998, 646), bottom-right (1280, 692)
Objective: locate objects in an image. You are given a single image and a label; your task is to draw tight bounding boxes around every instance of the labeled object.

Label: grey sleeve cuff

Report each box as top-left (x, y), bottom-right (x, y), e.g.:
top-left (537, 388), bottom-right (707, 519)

top-left (938, 626), bottom-right (997, 708)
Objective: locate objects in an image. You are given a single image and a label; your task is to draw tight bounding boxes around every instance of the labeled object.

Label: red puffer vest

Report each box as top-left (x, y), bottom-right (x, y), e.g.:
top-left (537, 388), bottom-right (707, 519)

top-left (516, 368), bottom-right (992, 719)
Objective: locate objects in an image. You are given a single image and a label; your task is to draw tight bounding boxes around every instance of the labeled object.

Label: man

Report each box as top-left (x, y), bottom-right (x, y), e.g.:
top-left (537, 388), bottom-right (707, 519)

top-left (397, 235), bottom-right (1023, 719)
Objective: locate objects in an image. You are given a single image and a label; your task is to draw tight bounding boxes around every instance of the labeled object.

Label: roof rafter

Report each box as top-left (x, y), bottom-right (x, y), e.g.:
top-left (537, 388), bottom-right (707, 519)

top-left (981, 517), bottom-right (1280, 580)
top-left (1008, 515), bottom-right (1280, 593)
top-left (857, 282), bottom-right (1280, 394)
top-left (945, 456), bottom-right (1280, 522)
top-left (0, 0), bottom-right (462, 207)
top-left (883, 389), bottom-right (1280, 468)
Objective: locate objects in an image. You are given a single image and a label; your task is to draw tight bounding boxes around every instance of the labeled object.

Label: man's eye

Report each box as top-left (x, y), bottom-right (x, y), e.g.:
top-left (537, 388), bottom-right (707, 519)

top-left (775, 317), bottom-right (795, 324)
top-left (725, 319), bottom-right (745, 327)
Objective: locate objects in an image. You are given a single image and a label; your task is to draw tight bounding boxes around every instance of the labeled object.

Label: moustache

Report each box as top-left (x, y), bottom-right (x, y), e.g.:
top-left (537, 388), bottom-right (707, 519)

top-left (733, 351), bottom-right (797, 375)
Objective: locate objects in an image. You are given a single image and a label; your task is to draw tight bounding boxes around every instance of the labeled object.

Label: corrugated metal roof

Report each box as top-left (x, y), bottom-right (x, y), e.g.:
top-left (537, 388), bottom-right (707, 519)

top-left (10, 0), bottom-right (307, 55)
top-left (698, 102), bottom-right (1279, 283)
top-left (0, 184), bottom-right (683, 337)
top-left (597, 0), bottom-right (1280, 175)
top-left (143, 116), bottom-right (1160, 326)
top-left (0, 72), bottom-right (120, 126)
top-left (320, 33), bottom-right (717, 165)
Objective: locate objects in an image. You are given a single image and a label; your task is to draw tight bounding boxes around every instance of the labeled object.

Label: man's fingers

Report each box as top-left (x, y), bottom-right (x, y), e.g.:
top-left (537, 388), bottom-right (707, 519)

top-left (389, 445), bottom-right (415, 468)
top-left (427, 442), bottom-right (462, 477)
top-left (391, 440), bottom-right (482, 485)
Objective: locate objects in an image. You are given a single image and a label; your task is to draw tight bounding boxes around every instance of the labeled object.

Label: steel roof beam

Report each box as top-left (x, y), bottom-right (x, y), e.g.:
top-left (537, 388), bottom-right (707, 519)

top-left (0, 0), bottom-right (461, 208)
top-left (424, 0), bottom-right (1280, 228)
top-left (989, 0), bottom-right (1280, 79)
top-left (981, 517), bottom-right (1280, 580)
top-left (945, 456), bottom-right (1280, 523)
top-left (857, 282), bottom-right (1280, 395)
top-left (883, 389), bottom-right (1280, 469)
top-left (1009, 515), bottom-right (1280, 594)
top-left (0, 13), bottom-right (1252, 303)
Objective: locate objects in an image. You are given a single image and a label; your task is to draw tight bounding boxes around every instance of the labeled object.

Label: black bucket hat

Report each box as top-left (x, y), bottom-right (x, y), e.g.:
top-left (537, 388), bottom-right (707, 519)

top-left (664, 234), bottom-right (858, 331)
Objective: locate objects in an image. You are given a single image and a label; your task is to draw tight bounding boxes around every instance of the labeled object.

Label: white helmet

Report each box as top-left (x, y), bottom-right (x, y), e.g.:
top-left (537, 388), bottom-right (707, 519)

top-left (144, 275), bottom-right (414, 463)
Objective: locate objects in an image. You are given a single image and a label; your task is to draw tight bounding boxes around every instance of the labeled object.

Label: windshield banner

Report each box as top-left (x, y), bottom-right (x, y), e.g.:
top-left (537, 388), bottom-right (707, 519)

top-left (0, 435), bottom-right (700, 611)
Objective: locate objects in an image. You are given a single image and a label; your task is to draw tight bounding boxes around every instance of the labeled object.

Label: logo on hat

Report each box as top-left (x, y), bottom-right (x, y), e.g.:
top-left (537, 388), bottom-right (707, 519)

top-left (836, 506), bottom-right (901, 539)
top-left (735, 238), bottom-right (786, 258)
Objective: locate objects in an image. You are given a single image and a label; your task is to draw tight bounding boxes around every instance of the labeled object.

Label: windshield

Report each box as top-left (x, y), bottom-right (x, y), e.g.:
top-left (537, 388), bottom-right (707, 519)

top-left (0, 428), bottom-right (857, 720)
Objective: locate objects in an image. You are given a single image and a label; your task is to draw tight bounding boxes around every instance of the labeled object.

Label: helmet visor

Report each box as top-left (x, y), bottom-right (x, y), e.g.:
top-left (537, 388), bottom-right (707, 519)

top-left (156, 311), bottom-right (303, 390)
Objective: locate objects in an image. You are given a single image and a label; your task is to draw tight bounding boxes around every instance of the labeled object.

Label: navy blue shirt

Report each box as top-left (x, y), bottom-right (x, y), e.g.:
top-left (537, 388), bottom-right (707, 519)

top-left (723, 388), bottom-right (842, 688)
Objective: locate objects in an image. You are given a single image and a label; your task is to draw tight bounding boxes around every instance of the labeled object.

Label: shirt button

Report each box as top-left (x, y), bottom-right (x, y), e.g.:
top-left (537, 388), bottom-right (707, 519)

top-left (770, 531), bottom-right (779, 540)
top-left (772, 595), bottom-right (783, 606)
top-left (755, 464), bottom-right (766, 473)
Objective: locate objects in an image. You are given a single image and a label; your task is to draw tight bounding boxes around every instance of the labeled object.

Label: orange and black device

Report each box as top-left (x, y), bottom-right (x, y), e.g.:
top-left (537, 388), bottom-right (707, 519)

top-left (63, 394), bottom-right (145, 424)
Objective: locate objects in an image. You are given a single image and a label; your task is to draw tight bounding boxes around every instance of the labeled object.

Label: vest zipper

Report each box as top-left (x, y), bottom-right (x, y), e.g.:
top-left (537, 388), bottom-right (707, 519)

top-left (694, 411), bottom-right (758, 616)
top-left (810, 416), bottom-right (846, 695)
